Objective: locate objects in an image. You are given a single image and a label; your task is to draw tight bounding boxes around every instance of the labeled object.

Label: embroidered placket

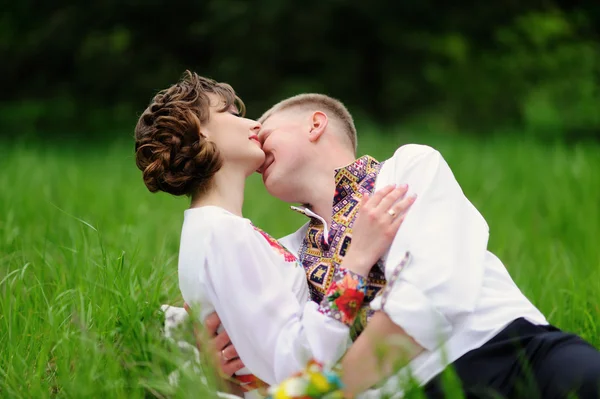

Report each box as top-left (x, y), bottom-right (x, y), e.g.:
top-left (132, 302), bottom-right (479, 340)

top-left (293, 155), bottom-right (388, 339)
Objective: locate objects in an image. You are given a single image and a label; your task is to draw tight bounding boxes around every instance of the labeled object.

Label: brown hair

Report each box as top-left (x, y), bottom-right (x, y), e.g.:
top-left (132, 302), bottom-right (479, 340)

top-left (258, 93), bottom-right (357, 153)
top-left (134, 71), bottom-right (245, 196)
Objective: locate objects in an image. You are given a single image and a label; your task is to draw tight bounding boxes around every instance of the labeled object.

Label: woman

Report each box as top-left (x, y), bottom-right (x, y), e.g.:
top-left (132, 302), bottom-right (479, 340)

top-left (134, 71), bottom-right (413, 392)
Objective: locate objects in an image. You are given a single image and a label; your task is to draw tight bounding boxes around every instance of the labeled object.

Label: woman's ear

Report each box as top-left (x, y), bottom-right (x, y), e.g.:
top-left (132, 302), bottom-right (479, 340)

top-left (308, 111), bottom-right (328, 143)
top-left (191, 111), bottom-right (209, 140)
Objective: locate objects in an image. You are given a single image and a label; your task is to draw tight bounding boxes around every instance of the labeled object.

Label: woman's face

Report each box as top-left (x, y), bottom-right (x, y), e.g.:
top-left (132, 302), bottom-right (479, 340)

top-left (202, 94), bottom-right (265, 176)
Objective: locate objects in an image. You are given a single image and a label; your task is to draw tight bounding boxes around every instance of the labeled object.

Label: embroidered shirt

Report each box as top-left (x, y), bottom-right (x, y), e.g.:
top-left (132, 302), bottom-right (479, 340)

top-left (279, 144), bottom-right (547, 392)
top-left (293, 155), bottom-right (387, 339)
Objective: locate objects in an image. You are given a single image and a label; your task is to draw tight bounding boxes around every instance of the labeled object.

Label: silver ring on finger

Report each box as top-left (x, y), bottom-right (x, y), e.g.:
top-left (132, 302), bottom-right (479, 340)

top-left (222, 349), bottom-right (231, 362)
top-left (387, 209), bottom-right (396, 218)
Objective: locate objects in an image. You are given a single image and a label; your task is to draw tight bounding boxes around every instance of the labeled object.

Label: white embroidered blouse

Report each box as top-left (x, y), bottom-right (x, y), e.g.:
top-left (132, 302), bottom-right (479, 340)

top-left (177, 206), bottom-right (352, 386)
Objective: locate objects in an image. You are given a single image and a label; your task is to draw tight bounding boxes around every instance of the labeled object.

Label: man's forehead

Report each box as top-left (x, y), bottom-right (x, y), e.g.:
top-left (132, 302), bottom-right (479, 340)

top-left (260, 112), bottom-right (288, 129)
top-left (261, 108), bottom-right (304, 128)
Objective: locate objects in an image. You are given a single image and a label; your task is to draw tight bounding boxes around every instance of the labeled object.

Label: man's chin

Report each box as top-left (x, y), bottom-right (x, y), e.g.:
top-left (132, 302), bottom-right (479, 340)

top-left (262, 173), bottom-right (281, 198)
top-left (262, 172), bottom-right (274, 192)
top-left (262, 176), bottom-right (300, 203)
top-left (261, 163), bottom-right (273, 183)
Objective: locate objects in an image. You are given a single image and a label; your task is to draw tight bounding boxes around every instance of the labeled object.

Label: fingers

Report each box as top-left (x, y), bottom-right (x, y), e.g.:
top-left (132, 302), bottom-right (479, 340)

top-left (204, 312), bottom-right (221, 336)
top-left (221, 358), bottom-right (245, 377)
top-left (217, 343), bottom-right (243, 377)
top-left (389, 192), bottom-right (417, 218)
top-left (375, 184), bottom-right (408, 214)
top-left (221, 344), bottom-right (239, 361)
top-left (364, 184), bottom-right (395, 208)
top-left (212, 330), bottom-right (231, 351)
top-left (191, 309), bottom-right (244, 378)
top-left (390, 194), bottom-right (417, 229)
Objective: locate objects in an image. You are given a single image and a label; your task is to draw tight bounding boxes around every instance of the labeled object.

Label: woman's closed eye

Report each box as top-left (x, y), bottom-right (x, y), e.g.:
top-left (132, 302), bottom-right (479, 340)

top-left (227, 105), bottom-right (241, 117)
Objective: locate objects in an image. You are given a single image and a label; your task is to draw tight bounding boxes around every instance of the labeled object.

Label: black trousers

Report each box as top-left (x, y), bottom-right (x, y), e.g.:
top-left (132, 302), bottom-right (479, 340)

top-left (423, 318), bottom-right (600, 399)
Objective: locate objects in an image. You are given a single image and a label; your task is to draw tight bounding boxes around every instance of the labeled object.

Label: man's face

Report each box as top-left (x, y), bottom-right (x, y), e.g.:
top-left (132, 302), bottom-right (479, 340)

top-left (257, 111), bottom-right (310, 202)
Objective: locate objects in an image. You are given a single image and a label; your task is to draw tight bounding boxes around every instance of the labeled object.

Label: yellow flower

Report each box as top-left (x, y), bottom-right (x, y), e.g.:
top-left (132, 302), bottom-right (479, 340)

top-left (273, 388), bottom-right (289, 399)
top-left (308, 371), bottom-right (331, 392)
top-left (272, 377), bottom-right (308, 399)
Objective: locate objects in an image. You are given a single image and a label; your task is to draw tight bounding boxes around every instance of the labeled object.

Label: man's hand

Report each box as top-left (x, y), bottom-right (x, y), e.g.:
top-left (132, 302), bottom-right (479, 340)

top-left (184, 303), bottom-right (245, 377)
top-left (204, 312), bottom-right (245, 377)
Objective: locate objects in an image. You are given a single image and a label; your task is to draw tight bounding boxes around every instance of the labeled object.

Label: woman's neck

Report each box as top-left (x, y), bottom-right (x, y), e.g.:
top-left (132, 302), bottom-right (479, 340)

top-left (190, 167), bottom-right (247, 217)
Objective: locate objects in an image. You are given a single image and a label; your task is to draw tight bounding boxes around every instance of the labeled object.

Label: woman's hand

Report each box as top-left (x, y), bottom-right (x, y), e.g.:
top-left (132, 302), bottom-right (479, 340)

top-left (345, 184), bottom-right (415, 277)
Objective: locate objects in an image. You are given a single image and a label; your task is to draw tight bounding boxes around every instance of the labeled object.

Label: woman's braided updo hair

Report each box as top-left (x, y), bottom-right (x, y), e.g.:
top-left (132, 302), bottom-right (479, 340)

top-left (134, 70), bottom-right (246, 196)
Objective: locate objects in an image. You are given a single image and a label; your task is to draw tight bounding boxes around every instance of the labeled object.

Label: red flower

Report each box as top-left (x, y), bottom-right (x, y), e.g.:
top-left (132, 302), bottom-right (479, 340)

top-left (334, 289), bottom-right (365, 323)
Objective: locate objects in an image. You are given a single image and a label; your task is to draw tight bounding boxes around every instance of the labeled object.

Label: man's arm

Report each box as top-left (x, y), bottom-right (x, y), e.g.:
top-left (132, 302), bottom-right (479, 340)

top-left (201, 311), bottom-right (245, 377)
top-left (372, 145), bottom-right (489, 349)
top-left (340, 145), bottom-right (490, 393)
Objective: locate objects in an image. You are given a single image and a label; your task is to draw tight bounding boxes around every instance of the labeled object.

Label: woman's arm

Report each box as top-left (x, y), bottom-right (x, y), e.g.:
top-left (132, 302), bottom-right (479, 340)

top-left (199, 218), bottom-right (349, 385)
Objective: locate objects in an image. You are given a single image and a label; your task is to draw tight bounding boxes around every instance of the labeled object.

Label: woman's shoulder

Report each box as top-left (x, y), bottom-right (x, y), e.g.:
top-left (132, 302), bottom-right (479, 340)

top-left (182, 206), bottom-right (296, 261)
top-left (184, 206), bottom-right (251, 228)
top-left (180, 206), bottom-right (254, 247)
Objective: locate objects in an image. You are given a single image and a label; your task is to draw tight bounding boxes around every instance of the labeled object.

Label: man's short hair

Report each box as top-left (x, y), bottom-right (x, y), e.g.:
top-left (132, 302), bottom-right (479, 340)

top-left (259, 94), bottom-right (357, 153)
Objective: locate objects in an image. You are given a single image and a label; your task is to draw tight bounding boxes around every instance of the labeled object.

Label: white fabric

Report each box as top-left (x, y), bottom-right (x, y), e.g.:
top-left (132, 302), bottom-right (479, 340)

top-left (281, 144), bottom-right (547, 394)
top-left (177, 206), bottom-right (351, 386)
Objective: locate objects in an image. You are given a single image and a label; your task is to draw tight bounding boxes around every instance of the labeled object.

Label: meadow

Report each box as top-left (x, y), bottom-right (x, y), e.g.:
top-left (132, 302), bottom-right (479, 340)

top-left (1, 131), bottom-right (599, 398)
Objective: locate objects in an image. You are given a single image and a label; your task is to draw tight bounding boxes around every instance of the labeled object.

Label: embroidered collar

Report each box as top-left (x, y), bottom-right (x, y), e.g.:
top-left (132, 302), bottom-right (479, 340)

top-left (333, 155), bottom-right (379, 188)
top-left (291, 155), bottom-right (381, 241)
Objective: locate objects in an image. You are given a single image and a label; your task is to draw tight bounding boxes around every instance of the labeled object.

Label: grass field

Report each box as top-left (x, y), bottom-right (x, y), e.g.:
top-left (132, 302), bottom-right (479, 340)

top-left (1, 131), bottom-right (599, 398)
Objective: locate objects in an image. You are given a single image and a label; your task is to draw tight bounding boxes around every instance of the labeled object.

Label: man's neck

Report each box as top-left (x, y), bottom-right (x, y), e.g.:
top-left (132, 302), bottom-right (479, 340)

top-left (304, 173), bottom-right (336, 225)
top-left (190, 167), bottom-right (247, 217)
top-left (303, 153), bottom-right (357, 224)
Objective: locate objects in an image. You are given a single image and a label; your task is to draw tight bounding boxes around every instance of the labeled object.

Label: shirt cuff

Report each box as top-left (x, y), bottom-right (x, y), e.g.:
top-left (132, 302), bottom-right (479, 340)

top-left (318, 268), bottom-right (368, 327)
top-left (370, 280), bottom-right (453, 351)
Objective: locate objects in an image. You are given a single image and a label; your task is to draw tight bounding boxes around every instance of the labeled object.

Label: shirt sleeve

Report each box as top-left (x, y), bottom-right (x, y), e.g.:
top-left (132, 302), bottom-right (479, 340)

top-left (200, 218), bottom-right (351, 385)
top-left (317, 267), bottom-right (368, 326)
top-left (370, 145), bottom-right (489, 351)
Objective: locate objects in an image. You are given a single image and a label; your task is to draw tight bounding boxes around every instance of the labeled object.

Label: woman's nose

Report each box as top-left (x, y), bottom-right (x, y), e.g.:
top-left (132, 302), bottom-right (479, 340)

top-left (250, 120), bottom-right (262, 132)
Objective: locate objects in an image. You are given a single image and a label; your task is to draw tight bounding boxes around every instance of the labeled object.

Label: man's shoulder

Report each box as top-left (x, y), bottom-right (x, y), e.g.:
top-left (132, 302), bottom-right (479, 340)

top-left (378, 144), bottom-right (443, 177)
top-left (387, 144), bottom-right (440, 164)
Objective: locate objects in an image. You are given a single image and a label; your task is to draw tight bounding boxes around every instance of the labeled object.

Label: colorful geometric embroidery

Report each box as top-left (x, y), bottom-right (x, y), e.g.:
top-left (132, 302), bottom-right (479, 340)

top-left (310, 264), bottom-right (329, 285)
top-left (380, 251), bottom-right (412, 311)
top-left (318, 268), bottom-right (367, 325)
top-left (252, 225), bottom-right (297, 263)
top-left (294, 155), bottom-right (387, 339)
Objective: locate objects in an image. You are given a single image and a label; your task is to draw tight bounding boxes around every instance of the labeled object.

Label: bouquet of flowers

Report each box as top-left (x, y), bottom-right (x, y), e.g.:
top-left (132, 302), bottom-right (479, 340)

top-left (266, 360), bottom-right (345, 399)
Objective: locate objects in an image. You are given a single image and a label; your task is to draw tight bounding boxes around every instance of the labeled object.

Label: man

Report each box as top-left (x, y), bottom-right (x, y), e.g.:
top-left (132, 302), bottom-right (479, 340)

top-left (197, 94), bottom-right (600, 398)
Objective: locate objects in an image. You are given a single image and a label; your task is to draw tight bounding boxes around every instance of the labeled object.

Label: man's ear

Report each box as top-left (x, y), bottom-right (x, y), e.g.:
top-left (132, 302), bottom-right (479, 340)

top-left (308, 111), bottom-right (328, 143)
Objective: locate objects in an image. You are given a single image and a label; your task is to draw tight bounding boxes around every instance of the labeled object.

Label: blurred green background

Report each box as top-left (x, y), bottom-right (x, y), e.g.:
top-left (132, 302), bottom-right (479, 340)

top-left (1, 2), bottom-right (600, 398)
top-left (1, 0), bottom-right (599, 140)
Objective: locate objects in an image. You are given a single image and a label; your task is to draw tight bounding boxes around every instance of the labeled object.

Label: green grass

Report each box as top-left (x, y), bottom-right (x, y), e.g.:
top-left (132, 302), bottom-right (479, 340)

top-left (1, 131), bottom-right (599, 398)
